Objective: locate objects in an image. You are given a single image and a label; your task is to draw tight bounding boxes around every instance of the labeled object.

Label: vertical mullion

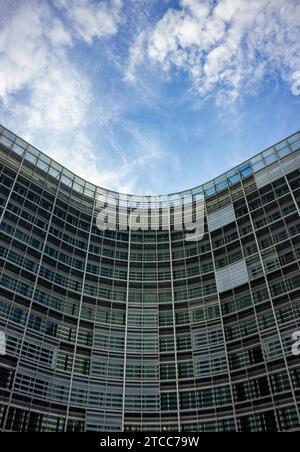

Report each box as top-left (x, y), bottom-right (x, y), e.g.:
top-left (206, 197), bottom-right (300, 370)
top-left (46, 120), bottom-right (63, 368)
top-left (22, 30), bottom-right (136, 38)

top-left (121, 211), bottom-right (131, 432)
top-left (240, 173), bottom-right (300, 427)
top-left (167, 204), bottom-right (181, 431)
top-left (0, 137), bottom-right (28, 226)
top-left (229, 184), bottom-right (281, 431)
top-left (2, 162), bottom-right (63, 431)
top-left (65, 190), bottom-right (96, 430)
top-left (205, 203), bottom-right (238, 432)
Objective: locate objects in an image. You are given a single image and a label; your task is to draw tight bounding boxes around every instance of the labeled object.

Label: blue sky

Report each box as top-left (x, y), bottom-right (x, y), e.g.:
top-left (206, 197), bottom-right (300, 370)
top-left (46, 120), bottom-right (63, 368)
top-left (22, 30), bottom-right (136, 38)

top-left (0, 0), bottom-right (299, 194)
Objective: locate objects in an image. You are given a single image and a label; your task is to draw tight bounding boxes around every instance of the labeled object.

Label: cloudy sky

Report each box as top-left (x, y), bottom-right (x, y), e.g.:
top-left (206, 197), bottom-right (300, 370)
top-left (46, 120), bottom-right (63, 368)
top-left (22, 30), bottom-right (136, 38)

top-left (0, 0), bottom-right (299, 194)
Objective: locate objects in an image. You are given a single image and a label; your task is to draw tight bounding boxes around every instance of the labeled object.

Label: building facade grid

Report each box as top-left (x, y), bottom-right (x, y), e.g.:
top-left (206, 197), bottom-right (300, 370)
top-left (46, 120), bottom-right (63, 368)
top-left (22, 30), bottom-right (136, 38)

top-left (0, 125), bottom-right (299, 431)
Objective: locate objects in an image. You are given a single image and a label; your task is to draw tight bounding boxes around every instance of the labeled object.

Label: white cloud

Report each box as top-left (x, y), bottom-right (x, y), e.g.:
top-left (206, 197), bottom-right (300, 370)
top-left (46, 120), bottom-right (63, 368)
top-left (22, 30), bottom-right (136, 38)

top-left (0, 0), bottom-right (175, 194)
top-left (125, 31), bottom-right (147, 83)
top-left (0, 0), bottom-right (182, 194)
top-left (128, 0), bottom-right (300, 106)
top-left (3, 0), bottom-right (298, 195)
top-left (0, 2), bottom-right (48, 97)
top-left (13, 65), bottom-right (90, 131)
top-left (96, 103), bottom-right (181, 194)
top-left (0, 0), bottom-right (136, 192)
top-left (48, 18), bottom-right (73, 46)
top-left (53, 0), bottom-right (123, 43)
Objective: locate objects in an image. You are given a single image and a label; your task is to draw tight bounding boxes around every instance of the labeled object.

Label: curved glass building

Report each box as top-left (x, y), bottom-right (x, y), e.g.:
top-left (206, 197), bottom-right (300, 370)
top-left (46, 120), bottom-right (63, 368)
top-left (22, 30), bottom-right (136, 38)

top-left (0, 124), bottom-right (300, 432)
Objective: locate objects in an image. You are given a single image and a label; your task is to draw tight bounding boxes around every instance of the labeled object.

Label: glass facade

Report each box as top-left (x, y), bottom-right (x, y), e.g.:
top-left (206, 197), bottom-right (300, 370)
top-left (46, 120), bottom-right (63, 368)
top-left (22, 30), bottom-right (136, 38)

top-left (0, 124), bottom-right (300, 432)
